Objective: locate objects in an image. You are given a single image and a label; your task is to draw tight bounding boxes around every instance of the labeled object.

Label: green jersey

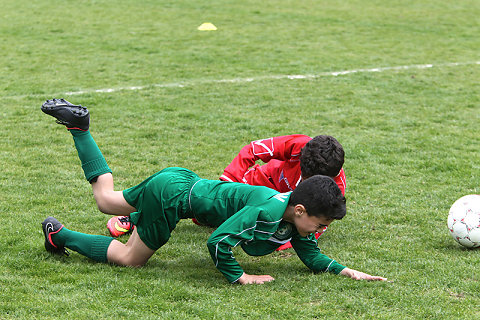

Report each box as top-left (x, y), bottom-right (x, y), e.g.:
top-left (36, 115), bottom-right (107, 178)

top-left (189, 179), bottom-right (346, 283)
top-left (125, 168), bottom-right (346, 283)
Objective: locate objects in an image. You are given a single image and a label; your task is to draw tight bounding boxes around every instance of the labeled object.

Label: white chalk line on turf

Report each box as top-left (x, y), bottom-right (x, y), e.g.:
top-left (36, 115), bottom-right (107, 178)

top-left (62, 60), bottom-right (479, 96)
top-left (29, 60), bottom-right (480, 97)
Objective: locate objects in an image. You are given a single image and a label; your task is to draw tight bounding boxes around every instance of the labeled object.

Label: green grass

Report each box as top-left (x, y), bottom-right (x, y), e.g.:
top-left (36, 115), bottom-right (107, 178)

top-left (1, 0), bottom-right (479, 318)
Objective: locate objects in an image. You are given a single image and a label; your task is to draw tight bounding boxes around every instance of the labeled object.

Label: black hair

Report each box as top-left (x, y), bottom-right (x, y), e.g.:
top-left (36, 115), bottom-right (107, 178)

top-left (288, 175), bottom-right (346, 219)
top-left (300, 135), bottom-right (344, 178)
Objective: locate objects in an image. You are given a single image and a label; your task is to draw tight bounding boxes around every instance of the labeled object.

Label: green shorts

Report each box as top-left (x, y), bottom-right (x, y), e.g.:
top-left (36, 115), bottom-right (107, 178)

top-left (122, 167), bottom-right (200, 250)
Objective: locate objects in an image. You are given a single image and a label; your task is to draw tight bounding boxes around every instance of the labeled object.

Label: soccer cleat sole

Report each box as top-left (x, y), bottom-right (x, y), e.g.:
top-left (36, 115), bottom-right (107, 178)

top-left (41, 98), bottom-right (90, 131)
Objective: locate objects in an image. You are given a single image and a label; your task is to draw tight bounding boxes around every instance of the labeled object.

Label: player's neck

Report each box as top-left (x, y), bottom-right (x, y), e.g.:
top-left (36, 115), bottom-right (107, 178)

top-left (282, 206), bottom-right (295, 223)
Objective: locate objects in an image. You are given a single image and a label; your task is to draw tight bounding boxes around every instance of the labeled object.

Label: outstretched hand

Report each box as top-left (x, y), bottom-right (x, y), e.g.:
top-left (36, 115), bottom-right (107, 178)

top-left (340, 267), bottom-right (387, 281)
top-left (237, 273), bottom-right (275, 285)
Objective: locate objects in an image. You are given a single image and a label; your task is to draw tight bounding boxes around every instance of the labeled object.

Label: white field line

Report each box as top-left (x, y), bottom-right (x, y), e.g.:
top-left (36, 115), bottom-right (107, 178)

top-left (10, 60), bottom-right (480, 98)
top-left (63, 61), bottom-right (479, 96)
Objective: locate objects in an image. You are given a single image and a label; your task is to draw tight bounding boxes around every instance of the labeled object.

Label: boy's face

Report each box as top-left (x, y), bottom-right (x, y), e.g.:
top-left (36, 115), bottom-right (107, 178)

top-left (293, 205), bottom-right (334, 237)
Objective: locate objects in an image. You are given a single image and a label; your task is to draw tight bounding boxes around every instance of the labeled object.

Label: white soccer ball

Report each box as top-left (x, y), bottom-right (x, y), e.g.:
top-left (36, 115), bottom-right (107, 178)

top-left (447, 194), bottom-right (480, 248)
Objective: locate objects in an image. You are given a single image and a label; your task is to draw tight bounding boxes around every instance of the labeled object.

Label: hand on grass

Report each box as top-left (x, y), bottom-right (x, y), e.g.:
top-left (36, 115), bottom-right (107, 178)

top-left (340, 267), bottom-right (387, 281)
top-left (237, 273), bottom-right (275, 284)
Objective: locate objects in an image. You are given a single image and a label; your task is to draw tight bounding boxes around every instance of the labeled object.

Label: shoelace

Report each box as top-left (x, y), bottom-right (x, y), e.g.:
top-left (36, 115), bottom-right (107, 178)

top-left (62, 248), bottom-right (70, 256)
top-left (118, 216), bottom-right (130, 224)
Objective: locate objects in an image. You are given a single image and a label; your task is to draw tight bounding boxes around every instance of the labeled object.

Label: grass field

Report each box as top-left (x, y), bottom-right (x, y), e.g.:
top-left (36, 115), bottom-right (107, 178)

top-left (1, 0), bottom-right (479, 318)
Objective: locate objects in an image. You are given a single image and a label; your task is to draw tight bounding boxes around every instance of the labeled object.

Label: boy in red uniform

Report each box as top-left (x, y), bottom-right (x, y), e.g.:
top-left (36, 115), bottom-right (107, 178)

top-left (218, 134), bottom-right (346, 250)
top-left (220, 135), bottom-right (346, 195)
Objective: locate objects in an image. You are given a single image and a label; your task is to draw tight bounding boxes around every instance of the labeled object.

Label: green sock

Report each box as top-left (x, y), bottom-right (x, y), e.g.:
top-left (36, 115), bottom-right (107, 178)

top-left (69, 129), bottom-right (112, 182)
top-left (53, 227), bottom-right (114, 263)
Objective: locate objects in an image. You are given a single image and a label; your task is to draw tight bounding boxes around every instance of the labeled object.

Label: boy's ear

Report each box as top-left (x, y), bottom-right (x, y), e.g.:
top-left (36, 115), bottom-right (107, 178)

top-left (294, 204), bottom-right (306, 216)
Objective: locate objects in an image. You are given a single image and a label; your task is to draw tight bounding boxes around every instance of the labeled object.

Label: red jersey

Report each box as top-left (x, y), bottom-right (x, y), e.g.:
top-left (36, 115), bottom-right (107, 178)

top-left (220, 135), bottom-right (346, 195)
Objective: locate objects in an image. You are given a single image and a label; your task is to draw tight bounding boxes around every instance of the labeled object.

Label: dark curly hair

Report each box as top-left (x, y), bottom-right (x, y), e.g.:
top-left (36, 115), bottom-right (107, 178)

top-left (300, 135), bottom-right (344, 178)
top-left (288, 175), bottom-right (346, 219)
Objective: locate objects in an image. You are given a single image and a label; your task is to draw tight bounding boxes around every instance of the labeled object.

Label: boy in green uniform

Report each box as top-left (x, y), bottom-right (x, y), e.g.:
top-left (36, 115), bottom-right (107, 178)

top-left (40, 99), bottom-right (386, 284)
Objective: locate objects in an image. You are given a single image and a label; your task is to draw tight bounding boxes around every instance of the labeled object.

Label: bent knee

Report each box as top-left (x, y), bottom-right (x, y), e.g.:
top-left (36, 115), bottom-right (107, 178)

top-left (93, 190), bottom-right (133, 215)
top-left (112, 247), bottom-right (150, 267)
top-left (93, 191), bottom-right (109, 211)
top-left (93, 191), bottom-right (118, 214)
top-left (116, 255), bottom-right (149, 267)
top-left (95, 199), bottom-right (112, 214)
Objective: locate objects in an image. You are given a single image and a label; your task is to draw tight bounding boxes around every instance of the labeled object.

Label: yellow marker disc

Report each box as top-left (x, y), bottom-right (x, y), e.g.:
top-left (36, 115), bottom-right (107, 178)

top-left (198, 22), bottom-right (217, 31)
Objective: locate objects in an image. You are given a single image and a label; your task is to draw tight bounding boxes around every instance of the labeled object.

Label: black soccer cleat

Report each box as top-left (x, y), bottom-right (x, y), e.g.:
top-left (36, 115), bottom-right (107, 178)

top-left (41, 98), bottom-right (90, 131)
top-left (41, 217), bottom-right (69, 256)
